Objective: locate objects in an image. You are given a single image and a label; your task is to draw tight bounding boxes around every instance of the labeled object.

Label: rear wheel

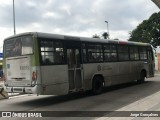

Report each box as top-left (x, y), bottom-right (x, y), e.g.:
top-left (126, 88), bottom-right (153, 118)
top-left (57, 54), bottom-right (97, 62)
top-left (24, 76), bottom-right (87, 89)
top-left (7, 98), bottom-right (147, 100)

top-left (137, 71), bottom-right (145, 84)
top-left (92, 76), bottom-right (104, 94)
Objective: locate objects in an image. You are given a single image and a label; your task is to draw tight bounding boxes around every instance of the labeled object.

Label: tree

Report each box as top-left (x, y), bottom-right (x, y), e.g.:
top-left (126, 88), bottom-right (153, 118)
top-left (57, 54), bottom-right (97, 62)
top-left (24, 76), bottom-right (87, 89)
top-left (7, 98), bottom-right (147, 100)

top-left (92, 34), bottom-right (100, 38)
top-left (102, 32), bottom-right (109, 39)
top-left (129, 12), bottom-right (160, 47)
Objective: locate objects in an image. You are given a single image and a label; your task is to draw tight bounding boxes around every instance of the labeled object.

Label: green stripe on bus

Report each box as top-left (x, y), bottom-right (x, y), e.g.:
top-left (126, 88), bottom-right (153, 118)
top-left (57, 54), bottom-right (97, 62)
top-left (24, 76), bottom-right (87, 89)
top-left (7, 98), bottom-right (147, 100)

top-left (32, 36), bottom-right (40, 66)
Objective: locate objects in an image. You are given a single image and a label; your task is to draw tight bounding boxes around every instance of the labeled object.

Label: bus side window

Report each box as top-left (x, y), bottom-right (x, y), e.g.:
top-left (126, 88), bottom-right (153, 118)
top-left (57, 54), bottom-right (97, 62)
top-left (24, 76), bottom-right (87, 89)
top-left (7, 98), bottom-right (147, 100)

top-left (104, 45), bottom-right (111, 61)
top-left (40, 39), bottom-right (64, 65)
top-left (40, 40), bottom-right (53, 65)
top-left (82, 43), bottom-right (87, 63)
top-left (118, 45), bottom-right (129, 61)
top-left (87, 44), bottom-right (103, 62)
top-left (104, 45), bottom-right (117, 62)
top-left (88, 51), bottom-right (94, 62)
top-left (110, 45), bottom-right (117, 61)
top-left (139, 47), bottom-right (147, 60)
top-left (130, 46), bottom-right (139, 60)
top-left (54, 46), bottom-right (64, 64)
top-left (147, 47), bottom-right (154, 60)
top-left (41, 51), bottom-right (54, 64)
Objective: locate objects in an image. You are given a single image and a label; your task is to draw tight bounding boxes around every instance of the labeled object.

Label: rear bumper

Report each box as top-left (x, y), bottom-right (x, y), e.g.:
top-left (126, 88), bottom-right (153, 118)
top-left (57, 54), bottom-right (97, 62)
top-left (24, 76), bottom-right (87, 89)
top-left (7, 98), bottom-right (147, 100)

top-left (4, 85), bottom-right (40, 94)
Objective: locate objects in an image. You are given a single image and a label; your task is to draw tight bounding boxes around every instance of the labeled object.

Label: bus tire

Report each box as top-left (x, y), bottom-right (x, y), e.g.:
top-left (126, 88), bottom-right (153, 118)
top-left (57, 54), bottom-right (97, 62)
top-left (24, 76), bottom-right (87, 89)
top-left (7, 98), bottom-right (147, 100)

top-left (92, 76), bottom-right (104, 95)
top-left (137, 71), bottom-right (145, 84)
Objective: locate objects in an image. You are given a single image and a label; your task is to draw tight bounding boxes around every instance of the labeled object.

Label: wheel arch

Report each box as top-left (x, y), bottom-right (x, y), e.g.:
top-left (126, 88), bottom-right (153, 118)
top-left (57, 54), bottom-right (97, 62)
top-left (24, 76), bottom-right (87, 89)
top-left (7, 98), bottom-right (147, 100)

top-left (92, 74), bottom-right (105, 86)
top-left (91, 74), bottom-right (105, 94)
top-left (141, 69), bottom-right (147, 78)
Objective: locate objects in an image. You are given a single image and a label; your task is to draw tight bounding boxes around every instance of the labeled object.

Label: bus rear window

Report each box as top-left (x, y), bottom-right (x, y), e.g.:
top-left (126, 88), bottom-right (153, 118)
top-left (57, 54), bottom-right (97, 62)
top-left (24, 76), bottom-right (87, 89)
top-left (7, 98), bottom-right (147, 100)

top-left (4, 36), bottom-right (33, 57)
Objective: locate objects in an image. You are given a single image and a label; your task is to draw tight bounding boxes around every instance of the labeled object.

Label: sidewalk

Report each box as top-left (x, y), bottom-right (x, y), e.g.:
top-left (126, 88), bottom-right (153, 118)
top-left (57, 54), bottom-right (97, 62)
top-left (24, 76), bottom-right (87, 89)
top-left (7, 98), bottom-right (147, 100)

top-left (155, 70), bottom-right (160, 74)
top-left (96, 73), bottom-right (160, 120)
top-left (96, 90), bottom-right (160, 120)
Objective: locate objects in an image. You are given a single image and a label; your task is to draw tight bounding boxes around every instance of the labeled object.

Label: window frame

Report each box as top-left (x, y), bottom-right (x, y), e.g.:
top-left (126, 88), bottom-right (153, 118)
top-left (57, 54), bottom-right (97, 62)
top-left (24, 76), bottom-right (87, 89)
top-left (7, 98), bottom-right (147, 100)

top-left (129, 46), bottom-right (140, 61)
top-left (103, 44), bottom-right (118, 62)
top-left (139, 46), bottom-right (148, 60)
top-left (86, 43), bottom-right (104, 63)
top-left (117, 45), bottom-right (130, 61)
top-left (38, 38), bottom-right (66, 66)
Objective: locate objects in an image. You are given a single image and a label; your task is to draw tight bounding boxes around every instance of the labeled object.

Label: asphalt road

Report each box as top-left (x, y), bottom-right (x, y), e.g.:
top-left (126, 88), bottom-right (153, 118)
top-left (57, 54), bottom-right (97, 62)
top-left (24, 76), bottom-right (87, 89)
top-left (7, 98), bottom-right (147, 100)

top-left (0, 74), bottom-right (160, 120)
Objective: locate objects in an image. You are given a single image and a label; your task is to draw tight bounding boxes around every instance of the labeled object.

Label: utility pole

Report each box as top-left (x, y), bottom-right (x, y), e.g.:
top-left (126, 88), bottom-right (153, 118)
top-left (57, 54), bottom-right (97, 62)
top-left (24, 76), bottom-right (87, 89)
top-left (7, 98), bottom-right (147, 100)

top-left (105, 21), bottom-right (110, 39)
top-left (13, 0), bottom-right (16, 35)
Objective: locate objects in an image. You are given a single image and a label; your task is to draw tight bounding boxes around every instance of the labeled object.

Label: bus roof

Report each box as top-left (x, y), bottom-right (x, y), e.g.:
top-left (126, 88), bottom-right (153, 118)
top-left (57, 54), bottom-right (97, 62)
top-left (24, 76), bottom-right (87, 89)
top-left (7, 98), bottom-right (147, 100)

top-left (4, 32), bottom-right (150, 47)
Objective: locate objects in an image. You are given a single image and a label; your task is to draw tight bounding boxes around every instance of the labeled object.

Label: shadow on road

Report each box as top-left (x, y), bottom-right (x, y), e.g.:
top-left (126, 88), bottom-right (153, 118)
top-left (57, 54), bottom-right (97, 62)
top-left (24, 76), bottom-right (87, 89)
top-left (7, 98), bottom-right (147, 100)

top-left (15, 77), bottom-right (160, 112)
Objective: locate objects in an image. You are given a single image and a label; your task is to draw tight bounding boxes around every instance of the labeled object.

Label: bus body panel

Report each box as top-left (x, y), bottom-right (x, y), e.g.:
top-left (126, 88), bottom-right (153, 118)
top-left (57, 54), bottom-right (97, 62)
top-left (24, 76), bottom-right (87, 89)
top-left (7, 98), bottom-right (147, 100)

top-left (6, 56), bottom-right (31, 86)
top-left (4, 66), bottom-right (42, 94)
top-left (40, 65), bottom-right (69, 95)
top-left (40, 83), bottom-right (69, 95)
top-left (82, 61), bottom-right (148, 91)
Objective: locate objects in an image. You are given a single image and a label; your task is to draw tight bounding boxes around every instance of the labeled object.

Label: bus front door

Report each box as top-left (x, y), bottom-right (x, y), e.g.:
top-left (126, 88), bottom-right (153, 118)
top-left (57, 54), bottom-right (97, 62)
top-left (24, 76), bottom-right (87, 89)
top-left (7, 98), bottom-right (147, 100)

top-left (67, 48), bottom-right (83, 91)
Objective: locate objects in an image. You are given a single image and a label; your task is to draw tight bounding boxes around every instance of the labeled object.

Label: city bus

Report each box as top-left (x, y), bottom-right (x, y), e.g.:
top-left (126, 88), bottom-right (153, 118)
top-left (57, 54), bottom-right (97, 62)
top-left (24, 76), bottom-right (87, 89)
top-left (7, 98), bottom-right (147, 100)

top-left (3, 32), bottom-right (155, 95)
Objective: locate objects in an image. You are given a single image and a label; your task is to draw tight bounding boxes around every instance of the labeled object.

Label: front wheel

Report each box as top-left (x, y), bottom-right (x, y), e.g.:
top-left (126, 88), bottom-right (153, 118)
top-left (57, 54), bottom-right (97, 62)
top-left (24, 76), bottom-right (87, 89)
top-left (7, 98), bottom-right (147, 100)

top-left (92, 76), bottom-right (104, 95)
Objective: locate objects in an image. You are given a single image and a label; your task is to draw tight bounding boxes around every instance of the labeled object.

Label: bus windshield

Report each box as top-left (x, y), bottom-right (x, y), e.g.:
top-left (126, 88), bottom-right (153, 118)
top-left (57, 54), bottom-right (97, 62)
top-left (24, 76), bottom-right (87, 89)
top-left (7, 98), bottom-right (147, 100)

top-left (4, 36), bottom-right (33, 58)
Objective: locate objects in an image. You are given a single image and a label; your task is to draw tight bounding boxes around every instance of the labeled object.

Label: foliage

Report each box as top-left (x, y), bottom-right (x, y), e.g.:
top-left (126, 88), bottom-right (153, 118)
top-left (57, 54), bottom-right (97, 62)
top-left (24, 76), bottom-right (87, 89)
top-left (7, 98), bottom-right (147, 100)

top-left (129, 12), bottom-right (160, 47)
top-left (102, 32), bottom-right (109, 39)
top-left (92, 34), bottom-right (100, 38)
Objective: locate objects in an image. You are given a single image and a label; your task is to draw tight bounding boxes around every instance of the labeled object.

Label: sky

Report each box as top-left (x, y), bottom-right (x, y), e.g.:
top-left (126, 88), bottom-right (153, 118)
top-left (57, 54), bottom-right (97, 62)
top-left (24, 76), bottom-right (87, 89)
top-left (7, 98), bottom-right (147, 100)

top-left (0, 0), bottom-right (159, 48)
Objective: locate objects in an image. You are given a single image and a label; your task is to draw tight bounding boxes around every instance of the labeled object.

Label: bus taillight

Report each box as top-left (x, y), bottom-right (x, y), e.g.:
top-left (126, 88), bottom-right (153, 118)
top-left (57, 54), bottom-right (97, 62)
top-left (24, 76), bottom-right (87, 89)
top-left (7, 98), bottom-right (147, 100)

top-left (32, 72), bottom-right (37, 81)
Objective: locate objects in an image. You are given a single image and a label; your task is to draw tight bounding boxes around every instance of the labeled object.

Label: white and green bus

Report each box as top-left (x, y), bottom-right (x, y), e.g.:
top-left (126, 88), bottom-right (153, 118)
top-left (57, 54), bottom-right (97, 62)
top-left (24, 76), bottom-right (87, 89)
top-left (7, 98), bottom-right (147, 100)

top-left (3, 32), bottom-right (155, 95)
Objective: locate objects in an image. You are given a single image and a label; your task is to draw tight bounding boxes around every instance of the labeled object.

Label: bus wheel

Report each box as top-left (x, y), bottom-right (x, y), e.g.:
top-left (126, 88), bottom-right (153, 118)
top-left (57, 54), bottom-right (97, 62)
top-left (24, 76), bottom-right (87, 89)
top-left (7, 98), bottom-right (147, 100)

top-left (137, 71), bottom-right (145, 84)
top-left (92, 76), bottom-right (104, 95)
